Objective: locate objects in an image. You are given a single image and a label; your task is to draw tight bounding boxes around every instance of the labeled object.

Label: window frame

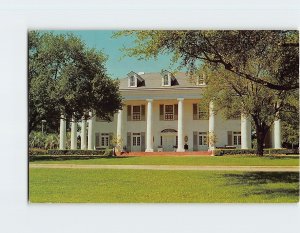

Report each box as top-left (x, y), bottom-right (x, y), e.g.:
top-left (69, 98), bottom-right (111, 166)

top-left (199, 132), bottom-right (208, 145)
top-left (233, 131), bottom-right (242, 145)
top-left (198, 105), bottom-right (209, 120)
top-left (100, 133), bottom-right (110, 147)
top-left (132, 105), bottom-right (141, 121)
top-left (164, 104), bottom-right (174, 120)
top-left (129, 75), bottom-right (137, 87)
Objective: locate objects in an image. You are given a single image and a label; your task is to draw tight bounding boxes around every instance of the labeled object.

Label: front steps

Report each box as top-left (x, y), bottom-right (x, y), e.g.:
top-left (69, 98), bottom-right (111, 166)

top-left (121, 151), bottom-right (212, 156)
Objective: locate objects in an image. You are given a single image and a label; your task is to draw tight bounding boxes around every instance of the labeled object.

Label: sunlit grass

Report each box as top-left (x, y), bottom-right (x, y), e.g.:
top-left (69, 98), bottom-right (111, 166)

top-left (29, 168), bottom-right (299, 203)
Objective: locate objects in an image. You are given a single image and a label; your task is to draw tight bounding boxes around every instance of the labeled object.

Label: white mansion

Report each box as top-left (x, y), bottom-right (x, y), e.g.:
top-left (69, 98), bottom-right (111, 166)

top-left (59, 71), bottom-right (282, 152)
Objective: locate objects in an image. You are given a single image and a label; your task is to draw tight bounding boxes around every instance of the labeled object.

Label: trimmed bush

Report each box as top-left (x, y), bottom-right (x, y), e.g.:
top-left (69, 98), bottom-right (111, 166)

top-left (29, 148), bottom-right (48, 155)
top-left (47, 149), bottom-right (112, 156)
top-left (214, 148), bottom-right (298, 156)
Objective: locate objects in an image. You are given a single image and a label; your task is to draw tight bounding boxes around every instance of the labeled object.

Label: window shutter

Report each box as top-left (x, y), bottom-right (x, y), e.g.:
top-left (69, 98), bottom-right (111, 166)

top-left (141, 105), bottom-right (145, 121)
top-left (193, 104), bottom-right (198, 120)
top-left (174, 104), bottom-right (178, 120)
top-left (227, 131), bottom-right (233, 146)
top-left (141, 132), bottom-right (145, 151)
top-left (159, 104), bottom-right (164, 120)
top-left (127, 105), bottom-right (131, 121)
top-left (109, 133), bottom-right (113, 147)
top-left (193, 131), bottom-right (198, 151)
top-left (127, 132), bottom-right (131, 152)
top-left (95, 132), bottom-right (100, 147)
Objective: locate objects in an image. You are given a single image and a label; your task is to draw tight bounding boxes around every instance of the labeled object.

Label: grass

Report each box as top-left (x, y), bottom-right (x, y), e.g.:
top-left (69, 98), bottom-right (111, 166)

top-left (29, 168), bottom-right (299, 203)
top-left (30, 155), bottom-right (299, 166)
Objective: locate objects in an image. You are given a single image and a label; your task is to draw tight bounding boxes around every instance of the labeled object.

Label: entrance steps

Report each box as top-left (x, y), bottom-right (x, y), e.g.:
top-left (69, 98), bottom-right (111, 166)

top-left (123, 151), bottom-right (212, 157)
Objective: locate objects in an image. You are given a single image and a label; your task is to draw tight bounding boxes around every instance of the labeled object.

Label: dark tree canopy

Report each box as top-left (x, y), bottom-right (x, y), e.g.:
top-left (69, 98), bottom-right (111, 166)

top-left (29, 31), bottom-right (122, 133)
top-left (115, 30), bottom-right (299, 91)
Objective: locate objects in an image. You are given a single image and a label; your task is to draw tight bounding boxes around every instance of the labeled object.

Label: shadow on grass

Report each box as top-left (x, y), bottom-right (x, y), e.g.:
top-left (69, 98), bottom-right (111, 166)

top-left (223, 172), bottom-right (299, 199)
top-left (29, 155), bottom-right (130, 162)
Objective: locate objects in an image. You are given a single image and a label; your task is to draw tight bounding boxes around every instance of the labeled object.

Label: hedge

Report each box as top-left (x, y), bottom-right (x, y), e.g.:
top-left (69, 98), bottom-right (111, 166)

top-left (29, 148), bottom-right (48, 156)
top-left (213, 148), bottom-right (299, 156)
top-left (47, 149), bottom-right (112, 156)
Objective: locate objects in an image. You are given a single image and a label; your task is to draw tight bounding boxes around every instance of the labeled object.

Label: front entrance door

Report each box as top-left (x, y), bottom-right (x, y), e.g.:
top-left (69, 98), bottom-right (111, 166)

top-left (132, 133), bottom-right (141, 152)
top-left (162, 135), bottom-right (176, 151)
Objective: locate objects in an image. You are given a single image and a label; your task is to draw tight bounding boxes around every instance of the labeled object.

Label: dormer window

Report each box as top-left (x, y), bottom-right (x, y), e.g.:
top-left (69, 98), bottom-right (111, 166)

top-left (130, 75), bottom-right (136, 87)
top-left (163, 74), bottom-right (170, 86)
top-left (161, 70), bottom-right (178, 87)
top-left (197, 74), bottom-right (206, 85)
top-left (127, 71), bottom-right (145, 88)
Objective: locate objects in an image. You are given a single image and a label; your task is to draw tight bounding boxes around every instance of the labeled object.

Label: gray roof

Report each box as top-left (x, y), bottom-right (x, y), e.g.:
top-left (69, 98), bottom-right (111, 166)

top-left (119, 72), bottom-right (199, 90)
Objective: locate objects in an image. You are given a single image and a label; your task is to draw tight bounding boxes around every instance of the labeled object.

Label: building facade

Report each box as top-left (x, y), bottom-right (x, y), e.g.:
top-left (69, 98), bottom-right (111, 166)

top-left (59, 71), bottom-right (282, 152)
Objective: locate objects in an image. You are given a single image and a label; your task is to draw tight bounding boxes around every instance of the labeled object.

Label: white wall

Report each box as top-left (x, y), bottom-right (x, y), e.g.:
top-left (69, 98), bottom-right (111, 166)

top-left (93, 99), bottom-right (242, 151)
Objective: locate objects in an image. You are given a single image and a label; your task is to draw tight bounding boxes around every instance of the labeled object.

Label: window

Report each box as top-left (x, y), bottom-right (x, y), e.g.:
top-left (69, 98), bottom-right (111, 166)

top-left (165, 105), bottom-right (174, 120)
top-left (233, 131), bottom-right (241, 145)
top-left (197, 74), bottom-right (206, 85)
top-left (129, 75), bottom-right (136, 87)
top-left (198, 106), bottom-right (208, 120)
top-left (101, 133), bottom-right (110, 147)
top-left (132, 106), bottom-right (141, 120)
top-left (132, 133), bottom-right (141, 146)
top-left (163, 75), bottom-right (169, 85)
top-left (199, 132), bottom-right (207, 145)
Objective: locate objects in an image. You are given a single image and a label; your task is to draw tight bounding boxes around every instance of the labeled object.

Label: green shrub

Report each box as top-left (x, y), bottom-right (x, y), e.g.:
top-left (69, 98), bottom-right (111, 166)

top-left (29, 148), bottom-right (48, 155)
top-left (214, 148), bottom-right (298, 156)
top-left (47, 149), bottom-right (111, 156)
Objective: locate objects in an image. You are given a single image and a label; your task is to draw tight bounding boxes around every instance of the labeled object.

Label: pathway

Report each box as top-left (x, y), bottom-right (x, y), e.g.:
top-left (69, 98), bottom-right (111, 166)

top-left (29, 164), bottom-right (299, 172)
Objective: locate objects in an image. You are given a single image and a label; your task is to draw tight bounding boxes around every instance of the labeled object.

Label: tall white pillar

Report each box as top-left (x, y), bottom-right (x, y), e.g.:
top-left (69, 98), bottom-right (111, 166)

top-left (177, 98), bottom-right (185, 152)
top-left (59, 114), bottom-right (66, 150)
top-left (273, 119), bottom-right (282, 149)
top-left (241, 114), bottom-right (251, 149)
top-left (88, 111), bottom-right (95, 150)
top-left (208, 101), bottom-right (215, 150)
top-left (70, 116), bottom-right (77, 149)
top-left (116, 109), bottom-right (123, 149)
top-left (146, 99), bottom-right (154, 152)
top-left (81, 117), bottom-right (87, 150)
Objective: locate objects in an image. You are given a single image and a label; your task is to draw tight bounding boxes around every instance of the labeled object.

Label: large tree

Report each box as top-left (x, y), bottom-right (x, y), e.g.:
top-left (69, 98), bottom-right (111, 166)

top-left (29, 31), bottom-right (122, 133)
top-left (114, 30), bottom-right (299, 91)
top-left (196, 64), bottom-right (298, 155)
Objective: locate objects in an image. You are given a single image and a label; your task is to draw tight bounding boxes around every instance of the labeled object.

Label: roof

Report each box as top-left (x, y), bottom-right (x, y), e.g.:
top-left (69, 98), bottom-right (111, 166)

top-left (119, 72), bottom-right (200, 90)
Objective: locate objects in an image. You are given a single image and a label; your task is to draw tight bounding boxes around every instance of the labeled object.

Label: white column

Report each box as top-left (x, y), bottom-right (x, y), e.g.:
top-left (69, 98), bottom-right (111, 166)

top-left (88, 111), bottom-right (95, 150)
top-left (81, 117), bottom-right (87, 150)
top-left (241, 114), bottom-right (251, 149)
top-left (146, 99), bottom-right (154, 152)
top-left (273, 119), bottom-right (282, 149)
top-left (116, 109), bottom-right (123, 149)
top-left (177, 98), bottom-right (185, 152)
top-left (70, 116), bottom-right (77, 149)
top-left (59, 114), bottom-right (66, 150)
top-left (208, 101), bottom-right (215, 150)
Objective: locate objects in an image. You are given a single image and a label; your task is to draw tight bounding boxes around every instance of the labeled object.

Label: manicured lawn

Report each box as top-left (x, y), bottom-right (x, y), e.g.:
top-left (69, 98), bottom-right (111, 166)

top-left (29, 168), bottom-right (299, 203)
top-left (30, 155), bottom-right (299, 166)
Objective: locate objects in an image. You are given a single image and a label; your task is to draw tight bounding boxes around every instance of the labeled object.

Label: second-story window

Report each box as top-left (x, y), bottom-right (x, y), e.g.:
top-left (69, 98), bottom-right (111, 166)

top-left (132, 106), bottom-right (141, 120)
top-left (165, 105), bottom-right (174, 120)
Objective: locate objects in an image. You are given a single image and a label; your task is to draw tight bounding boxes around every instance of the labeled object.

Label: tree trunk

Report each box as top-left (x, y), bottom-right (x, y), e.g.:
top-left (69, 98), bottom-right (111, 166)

top-left (256, 130), bottom-right (265, 156)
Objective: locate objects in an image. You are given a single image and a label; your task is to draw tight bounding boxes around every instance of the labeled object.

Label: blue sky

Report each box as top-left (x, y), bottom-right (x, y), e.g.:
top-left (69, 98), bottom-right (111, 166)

top-left (49, 30), bottom-right (183, 78)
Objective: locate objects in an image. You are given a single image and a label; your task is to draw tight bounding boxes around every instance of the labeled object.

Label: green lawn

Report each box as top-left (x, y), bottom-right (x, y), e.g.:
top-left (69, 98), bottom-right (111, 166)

top-left (29, 168), bottom-right (299, 203)
top-left (30, 155), bottom-right (299, 166)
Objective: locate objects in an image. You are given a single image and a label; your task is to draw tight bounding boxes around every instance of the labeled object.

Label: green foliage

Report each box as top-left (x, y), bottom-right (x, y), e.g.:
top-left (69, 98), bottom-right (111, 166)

top-left (47, 149), bottom-right (111, 156)
top-left (29, 148), bottom-right (48, 156)
top-left (29, 131), bottom-right (59, 149)
top-left (29, 31), bottom-right (122, 133)
top-left (115, 30), bottom-right (299, 91)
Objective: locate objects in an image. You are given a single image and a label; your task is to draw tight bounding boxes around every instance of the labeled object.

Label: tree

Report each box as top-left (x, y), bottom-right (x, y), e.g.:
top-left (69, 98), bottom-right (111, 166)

top-left (29, 31), bottom-right (122, 133)
top-left (114, 30), bottom-right (299, 91)
top-left (196, 64), bottom-right (298, 155)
